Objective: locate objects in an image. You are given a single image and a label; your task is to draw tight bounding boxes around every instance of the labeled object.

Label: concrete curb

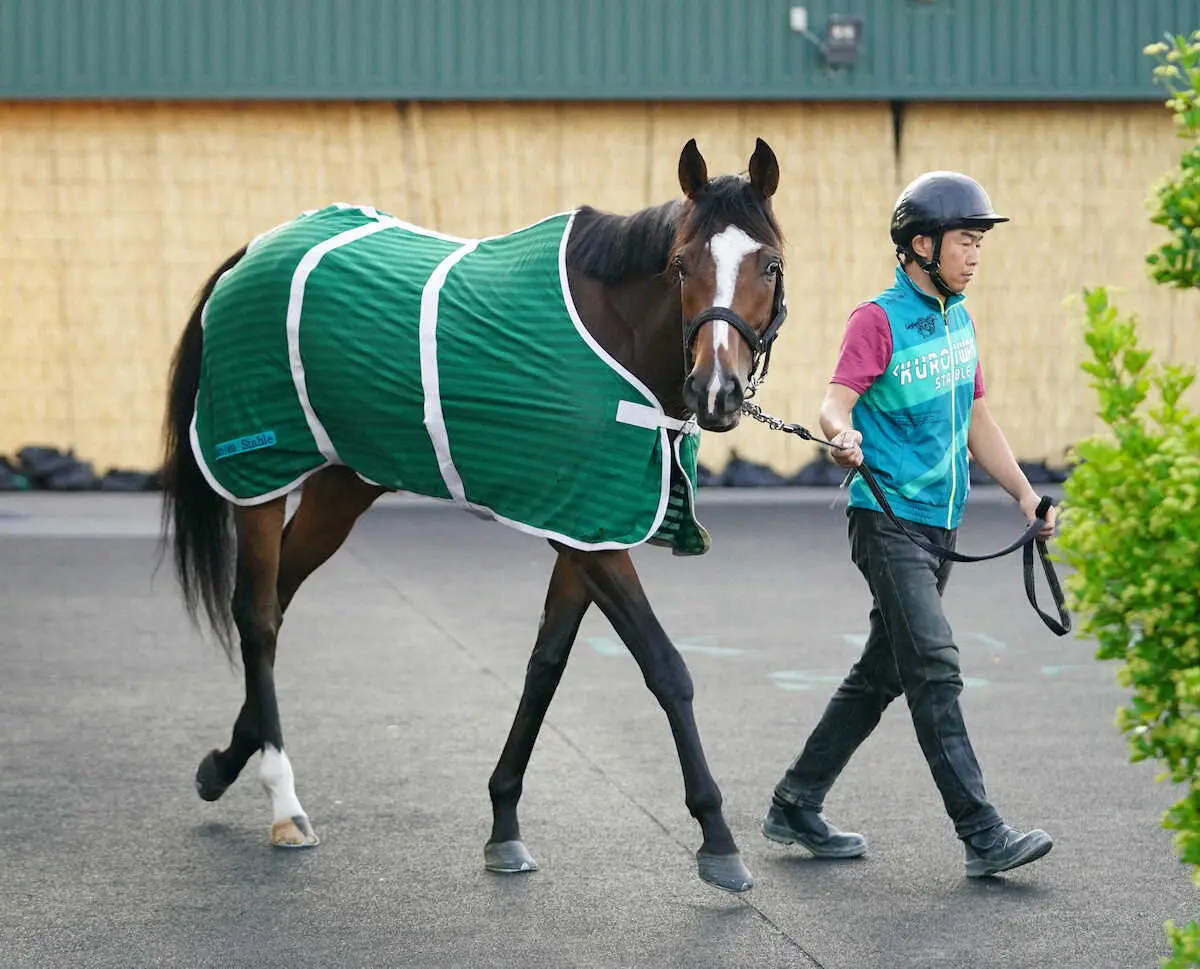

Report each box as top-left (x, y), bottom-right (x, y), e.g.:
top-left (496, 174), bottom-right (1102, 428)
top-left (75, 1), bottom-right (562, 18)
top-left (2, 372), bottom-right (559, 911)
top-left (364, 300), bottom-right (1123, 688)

top-left (0, 485), bottom-right (1065, 536)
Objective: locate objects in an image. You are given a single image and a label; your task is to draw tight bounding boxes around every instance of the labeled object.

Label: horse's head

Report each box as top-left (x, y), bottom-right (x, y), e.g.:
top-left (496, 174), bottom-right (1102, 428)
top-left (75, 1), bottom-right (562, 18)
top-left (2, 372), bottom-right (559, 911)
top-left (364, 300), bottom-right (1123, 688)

top-left (672, 138), bottom-right (785, 432)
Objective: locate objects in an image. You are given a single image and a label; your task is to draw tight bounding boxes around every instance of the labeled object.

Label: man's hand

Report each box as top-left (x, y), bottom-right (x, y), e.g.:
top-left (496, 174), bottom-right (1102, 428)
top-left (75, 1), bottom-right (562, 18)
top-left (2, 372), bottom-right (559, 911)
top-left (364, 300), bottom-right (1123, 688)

top-left (830, 429), bottom-right (864, 468)
top-left (1019, 492), bottom-right (1056, 540)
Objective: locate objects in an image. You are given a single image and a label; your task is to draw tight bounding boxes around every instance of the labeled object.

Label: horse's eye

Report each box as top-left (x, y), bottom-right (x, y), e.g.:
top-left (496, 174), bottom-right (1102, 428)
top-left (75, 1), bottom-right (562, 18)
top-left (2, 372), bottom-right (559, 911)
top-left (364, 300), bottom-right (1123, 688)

top-left (765, 260), bottom-right (781, 277)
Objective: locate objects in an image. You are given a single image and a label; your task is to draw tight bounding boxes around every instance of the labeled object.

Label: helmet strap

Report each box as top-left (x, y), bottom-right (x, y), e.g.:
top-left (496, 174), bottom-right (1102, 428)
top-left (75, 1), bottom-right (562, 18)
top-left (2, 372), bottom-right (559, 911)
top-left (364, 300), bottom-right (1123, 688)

top-left (903, 231), bottom-right (957, 299)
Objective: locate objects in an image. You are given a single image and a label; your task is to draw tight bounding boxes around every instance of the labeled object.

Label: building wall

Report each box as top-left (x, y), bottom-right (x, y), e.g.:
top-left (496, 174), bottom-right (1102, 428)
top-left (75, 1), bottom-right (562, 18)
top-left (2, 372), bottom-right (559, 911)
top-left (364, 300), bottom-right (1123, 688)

top-left (0, 99), bottom-right (1190, 474)
top-left (5, 0), bottom-right (1192, 101)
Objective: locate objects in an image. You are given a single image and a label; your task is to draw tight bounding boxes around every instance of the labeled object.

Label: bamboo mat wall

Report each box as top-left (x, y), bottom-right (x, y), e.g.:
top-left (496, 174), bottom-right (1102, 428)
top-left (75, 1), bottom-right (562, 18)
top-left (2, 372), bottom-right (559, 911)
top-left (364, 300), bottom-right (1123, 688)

top-left (0, 100), bottom-right (1188, 474)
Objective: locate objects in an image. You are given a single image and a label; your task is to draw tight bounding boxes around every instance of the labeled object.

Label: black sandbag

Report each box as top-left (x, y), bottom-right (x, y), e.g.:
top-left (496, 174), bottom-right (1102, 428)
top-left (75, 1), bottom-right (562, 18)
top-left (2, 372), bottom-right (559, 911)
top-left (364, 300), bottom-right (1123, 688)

top-left (44, 461), bottom-right (100, 491)
top-left (1017, 460), bottom-right (1057, 484)
top-left (721, 454), bottom-right (789, 488)
top-left (100, 469), bottom-right (158, 492)
top-left (17, 445), bottom-right (80, 485)
top-left (969, 462), bottom-right (996, 485)
top-left (790, 452), bottom-right (847, 487)
top-left (0, 456), bottom-right (30, 491)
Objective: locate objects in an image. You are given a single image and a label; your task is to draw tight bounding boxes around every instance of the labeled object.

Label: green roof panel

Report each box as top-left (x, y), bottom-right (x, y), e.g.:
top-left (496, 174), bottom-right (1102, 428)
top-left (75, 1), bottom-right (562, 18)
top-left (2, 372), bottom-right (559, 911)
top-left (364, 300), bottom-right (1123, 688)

top-left (1, 0), bottom-right (1198, 101)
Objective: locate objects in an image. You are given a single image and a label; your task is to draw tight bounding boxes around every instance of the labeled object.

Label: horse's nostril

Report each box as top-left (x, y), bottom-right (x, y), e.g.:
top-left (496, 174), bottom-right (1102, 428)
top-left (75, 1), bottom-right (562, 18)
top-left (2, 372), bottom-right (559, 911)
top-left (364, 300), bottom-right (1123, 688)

top-left (724, 373), bottom-right (744, 411)
top-left (681, 375), bottom-right (699, 408)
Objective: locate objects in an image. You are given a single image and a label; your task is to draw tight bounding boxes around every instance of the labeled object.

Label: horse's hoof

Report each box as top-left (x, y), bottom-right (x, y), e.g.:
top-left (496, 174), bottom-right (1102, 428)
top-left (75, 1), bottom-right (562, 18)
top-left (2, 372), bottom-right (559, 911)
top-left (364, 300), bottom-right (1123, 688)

top-left (271, 815), bottom-right (319, 848)
top-left (484, 840), bottom-right (539, 873)
top-left (195, 750), bottom-right (230, 802)
top-left (697, 850), bottom-right (754, 893)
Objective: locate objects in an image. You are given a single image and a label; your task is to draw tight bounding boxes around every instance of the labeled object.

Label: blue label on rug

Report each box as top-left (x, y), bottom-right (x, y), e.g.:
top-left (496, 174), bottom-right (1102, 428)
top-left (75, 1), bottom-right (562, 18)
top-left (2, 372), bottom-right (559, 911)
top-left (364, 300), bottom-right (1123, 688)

top-left (214, 430), bottom-right (277, 460)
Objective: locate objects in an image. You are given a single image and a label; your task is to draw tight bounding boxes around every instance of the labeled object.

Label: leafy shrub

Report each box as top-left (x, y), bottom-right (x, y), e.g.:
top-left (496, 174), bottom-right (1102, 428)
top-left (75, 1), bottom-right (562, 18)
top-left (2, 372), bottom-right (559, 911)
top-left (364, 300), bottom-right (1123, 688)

top-left (1057, 33), bottom-right (1200, 969)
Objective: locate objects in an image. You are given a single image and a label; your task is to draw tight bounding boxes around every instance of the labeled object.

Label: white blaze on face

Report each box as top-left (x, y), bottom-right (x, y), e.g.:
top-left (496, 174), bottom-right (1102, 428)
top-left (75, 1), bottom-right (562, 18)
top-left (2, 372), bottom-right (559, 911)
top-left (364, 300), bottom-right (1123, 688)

top-left (705, 226), bottom-right (761, 411)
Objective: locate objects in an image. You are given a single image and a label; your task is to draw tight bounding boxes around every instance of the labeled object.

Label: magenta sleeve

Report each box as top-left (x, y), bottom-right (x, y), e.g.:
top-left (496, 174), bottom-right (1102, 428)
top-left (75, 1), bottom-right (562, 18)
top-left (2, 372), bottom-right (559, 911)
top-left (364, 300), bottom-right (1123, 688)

top-left (969, 313), bottom-right (986, 399)
top-left (830, 302), bottom-right (892, 394)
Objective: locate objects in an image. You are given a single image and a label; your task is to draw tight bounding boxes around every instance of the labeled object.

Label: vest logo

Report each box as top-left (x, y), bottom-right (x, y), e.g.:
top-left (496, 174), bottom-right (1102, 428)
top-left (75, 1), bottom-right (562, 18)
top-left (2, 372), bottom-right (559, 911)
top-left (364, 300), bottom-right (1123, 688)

top-left (905, 314), bottom-right (938, 338)
top-left (215, 430), bottom-right (278, 460)
top-left (891, 334), bottom-right (977, 389)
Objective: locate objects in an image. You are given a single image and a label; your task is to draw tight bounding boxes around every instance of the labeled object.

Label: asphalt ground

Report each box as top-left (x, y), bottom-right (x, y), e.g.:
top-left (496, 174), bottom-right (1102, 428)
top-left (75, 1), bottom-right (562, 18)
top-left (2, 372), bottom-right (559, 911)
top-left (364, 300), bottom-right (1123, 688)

top-left (1, 488), bottom-right (1195, 969)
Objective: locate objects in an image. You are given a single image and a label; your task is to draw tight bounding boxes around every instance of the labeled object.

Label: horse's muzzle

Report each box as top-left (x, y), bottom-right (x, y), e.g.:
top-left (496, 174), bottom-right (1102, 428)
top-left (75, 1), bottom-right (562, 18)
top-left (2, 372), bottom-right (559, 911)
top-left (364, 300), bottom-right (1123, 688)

top-left (683, 369), bottom-right (745, 431)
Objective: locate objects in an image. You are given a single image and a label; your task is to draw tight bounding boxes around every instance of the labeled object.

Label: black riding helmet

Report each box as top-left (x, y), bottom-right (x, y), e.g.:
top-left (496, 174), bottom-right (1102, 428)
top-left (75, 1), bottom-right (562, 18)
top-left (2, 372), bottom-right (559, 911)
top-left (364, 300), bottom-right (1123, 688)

top-left (890, 171), bottom-right (1008, 298)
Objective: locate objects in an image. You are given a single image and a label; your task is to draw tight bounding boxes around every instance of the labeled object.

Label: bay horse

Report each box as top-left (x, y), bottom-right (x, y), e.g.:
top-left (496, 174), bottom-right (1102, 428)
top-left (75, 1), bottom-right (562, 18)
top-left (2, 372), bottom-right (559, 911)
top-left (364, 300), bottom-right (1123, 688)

top-left (162, 138), bottom-right (786, 893)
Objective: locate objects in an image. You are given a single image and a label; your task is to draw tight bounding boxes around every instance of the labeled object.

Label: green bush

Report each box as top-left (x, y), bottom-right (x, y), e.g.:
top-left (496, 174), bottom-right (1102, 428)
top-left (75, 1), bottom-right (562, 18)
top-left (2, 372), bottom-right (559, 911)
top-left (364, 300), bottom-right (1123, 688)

top-left (1057, 33), bottom-right (1200, 969)
top-left (1146, 32), bottom-right (1200, 288)
top-left (1060, 289), bottom-right (1200, 968)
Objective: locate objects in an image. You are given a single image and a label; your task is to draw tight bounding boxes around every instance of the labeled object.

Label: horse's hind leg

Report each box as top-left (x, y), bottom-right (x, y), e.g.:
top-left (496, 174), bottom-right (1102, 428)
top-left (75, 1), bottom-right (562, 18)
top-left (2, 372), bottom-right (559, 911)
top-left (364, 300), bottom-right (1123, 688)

top-left (276, 466), bottom-right (384, 613)
top-left (196, 468), bottom-right (383, 841)
top-left (565, 547), bottom-right (752, 893)
top-left (486, 550), bottom-right (591, 874)
top-left (194, 496), bottom-right (318, 846)
top-left (194, 499), bottom-right (283, 803)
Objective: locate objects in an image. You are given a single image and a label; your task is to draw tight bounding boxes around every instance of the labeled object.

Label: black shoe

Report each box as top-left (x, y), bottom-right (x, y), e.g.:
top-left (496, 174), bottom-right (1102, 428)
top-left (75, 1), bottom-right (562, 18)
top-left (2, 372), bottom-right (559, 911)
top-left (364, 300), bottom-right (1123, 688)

top-left (964, 823), bottom-right (1053, 877)
top-left (761, 801), bottom-right (866, 858)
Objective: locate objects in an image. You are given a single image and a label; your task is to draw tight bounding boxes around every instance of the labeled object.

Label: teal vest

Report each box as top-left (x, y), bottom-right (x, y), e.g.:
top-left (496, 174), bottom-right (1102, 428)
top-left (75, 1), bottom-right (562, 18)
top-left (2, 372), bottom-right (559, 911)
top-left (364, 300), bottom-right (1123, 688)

top-left (847, 266), bottom-right (979, 529)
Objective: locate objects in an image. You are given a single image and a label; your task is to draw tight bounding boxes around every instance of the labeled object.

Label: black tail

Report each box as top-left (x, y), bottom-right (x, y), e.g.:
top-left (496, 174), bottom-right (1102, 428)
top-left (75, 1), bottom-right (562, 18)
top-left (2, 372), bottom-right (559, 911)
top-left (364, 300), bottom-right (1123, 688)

top-left (161, 246), bottom-right (248, 659)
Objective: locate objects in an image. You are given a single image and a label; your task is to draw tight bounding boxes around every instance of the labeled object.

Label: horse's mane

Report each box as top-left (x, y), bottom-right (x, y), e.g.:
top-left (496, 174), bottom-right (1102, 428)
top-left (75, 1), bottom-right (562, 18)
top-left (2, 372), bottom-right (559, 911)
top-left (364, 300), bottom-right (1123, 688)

top-left (565, 200), bottom-right (681, 284)
top-left (566, 175), bottom-right (784, 285)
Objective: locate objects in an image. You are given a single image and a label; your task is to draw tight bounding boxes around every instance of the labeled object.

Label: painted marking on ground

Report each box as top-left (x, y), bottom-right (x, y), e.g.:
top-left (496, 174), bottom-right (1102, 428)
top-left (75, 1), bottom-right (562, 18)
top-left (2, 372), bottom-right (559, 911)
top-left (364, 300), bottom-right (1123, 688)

top-left (769, 671), bottom-right (848, 692)
top-left (841, 631), bottom-right (1009, 654)
top-left (770, 669), bottom-right (991, 691)
top-left (968, 632), bottom-right (1008, 652)
top-left (1040, 664), bottom-right (1089, 677)
top-left (586, 635), bottom-right (748, 658)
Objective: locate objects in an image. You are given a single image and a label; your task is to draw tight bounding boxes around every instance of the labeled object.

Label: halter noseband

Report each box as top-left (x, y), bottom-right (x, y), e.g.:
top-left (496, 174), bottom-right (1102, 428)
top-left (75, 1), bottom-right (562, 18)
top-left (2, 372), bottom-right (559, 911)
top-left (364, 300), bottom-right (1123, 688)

top-left (682, 268), bottom-right (788, 384)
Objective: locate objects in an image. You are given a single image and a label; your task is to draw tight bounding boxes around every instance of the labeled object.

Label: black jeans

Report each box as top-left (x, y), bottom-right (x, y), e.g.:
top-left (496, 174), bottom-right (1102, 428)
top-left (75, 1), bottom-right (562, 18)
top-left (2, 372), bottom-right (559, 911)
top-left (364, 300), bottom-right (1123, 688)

top-left (774, 507), bottom-right (1003, 841)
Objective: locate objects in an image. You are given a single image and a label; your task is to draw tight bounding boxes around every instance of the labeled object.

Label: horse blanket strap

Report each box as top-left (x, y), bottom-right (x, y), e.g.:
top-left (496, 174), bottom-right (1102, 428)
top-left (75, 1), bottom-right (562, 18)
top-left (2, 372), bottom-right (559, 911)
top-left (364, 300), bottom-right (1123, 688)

top-left (615, 400), bottom-right (699, 435)
top-left (768, 419), bottom-right (1071, 637)
top-left (191, 204), bottom-right (711, 556)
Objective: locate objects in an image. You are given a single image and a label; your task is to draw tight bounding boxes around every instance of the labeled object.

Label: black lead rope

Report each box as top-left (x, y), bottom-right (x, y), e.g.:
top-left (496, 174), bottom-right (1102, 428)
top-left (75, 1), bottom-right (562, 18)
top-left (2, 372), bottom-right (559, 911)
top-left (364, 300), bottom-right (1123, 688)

top-left (777, 422), bottom-right (1072, 637)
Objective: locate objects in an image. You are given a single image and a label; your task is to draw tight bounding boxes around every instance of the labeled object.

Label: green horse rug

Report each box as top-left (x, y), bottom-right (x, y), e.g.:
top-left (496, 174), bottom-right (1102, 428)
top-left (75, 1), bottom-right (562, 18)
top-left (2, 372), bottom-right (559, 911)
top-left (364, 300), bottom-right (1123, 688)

top-left (191, 204), bottom-right (710, 555)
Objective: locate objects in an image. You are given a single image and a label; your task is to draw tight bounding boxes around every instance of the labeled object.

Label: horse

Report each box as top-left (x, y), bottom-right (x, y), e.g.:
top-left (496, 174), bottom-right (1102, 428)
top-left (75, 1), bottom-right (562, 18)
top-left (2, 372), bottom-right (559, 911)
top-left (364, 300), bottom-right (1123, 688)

top-left (161, 137), bottom-right (787, 894)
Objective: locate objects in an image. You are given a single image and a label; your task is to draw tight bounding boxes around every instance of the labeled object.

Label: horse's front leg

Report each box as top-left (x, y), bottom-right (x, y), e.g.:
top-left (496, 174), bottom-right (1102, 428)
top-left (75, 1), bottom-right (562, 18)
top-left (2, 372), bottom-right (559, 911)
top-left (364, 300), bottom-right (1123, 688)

top-left (485, 550), bottom-right (591, 874)
top-left (564, 546), bottom-right (752, 893)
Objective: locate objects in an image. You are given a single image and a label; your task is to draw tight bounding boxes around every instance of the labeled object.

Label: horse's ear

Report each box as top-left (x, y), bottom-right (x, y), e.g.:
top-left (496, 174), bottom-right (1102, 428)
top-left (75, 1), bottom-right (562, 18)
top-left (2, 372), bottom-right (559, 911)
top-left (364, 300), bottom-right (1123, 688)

top-left (748, 138), bottom-right (780, 199)
top-left (678, 138), bottom-right (709, 199)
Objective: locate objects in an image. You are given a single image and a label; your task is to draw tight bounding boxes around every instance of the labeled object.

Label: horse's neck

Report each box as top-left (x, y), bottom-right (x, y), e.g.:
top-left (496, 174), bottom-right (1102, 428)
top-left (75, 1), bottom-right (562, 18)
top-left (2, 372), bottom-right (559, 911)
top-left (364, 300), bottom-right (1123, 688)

top-left (568, 270), bottom-right (688, 420)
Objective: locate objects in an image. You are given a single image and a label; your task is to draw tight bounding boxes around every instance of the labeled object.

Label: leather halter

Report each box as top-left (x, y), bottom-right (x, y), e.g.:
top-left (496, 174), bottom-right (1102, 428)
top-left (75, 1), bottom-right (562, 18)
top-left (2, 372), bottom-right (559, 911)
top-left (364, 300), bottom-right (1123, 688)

top-left (682, 269), bottom-right (787, 385)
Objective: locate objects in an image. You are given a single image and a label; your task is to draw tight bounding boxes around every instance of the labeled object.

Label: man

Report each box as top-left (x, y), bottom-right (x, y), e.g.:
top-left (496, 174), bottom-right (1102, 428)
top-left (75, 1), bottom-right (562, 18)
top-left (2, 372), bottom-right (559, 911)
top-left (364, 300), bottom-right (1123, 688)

top-left (762, 171), bottom-right (1056, 878)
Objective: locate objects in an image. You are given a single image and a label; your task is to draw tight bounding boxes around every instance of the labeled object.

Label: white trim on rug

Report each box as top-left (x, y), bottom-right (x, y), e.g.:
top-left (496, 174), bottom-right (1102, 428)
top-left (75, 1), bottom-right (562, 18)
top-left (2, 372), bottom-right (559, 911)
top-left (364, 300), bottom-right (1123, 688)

top-left (556, 209), bottom-right (679, 548)
top-left (556, 210), bottom-right (668, 416)
top-left (189, 406), bottom-right (331, 507)
top-left (285, 219), bottom-right (405, 465)
top-left (419, 240), bottom-right (480, 503)
top-left (672, 431), bottom-right (704, 538)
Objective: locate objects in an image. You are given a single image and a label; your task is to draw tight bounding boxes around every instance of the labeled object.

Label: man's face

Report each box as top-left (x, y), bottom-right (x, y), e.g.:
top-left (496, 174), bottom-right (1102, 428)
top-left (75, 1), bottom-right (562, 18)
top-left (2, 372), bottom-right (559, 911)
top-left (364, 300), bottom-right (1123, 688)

top-left (914, 228), bottom-right (986, 293)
